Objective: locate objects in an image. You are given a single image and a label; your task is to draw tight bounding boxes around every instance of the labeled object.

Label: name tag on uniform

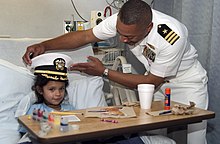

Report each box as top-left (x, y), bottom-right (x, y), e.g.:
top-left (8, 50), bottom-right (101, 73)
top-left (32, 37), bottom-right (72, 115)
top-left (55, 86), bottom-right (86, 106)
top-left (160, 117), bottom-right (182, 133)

top-left (143, 45), bottom-right (156, 62)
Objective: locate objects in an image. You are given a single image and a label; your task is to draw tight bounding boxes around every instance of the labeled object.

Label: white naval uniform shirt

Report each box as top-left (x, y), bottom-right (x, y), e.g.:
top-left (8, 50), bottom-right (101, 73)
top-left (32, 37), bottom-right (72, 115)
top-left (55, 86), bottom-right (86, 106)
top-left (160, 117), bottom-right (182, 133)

top-left (93, 9), bottom-right (198, 79)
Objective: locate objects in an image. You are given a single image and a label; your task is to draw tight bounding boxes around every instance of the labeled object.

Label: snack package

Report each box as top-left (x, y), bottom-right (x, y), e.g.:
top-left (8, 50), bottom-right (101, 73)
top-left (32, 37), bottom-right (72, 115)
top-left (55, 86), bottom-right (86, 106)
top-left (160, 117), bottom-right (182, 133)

top-left (171, 101), bottom-right (196, 115)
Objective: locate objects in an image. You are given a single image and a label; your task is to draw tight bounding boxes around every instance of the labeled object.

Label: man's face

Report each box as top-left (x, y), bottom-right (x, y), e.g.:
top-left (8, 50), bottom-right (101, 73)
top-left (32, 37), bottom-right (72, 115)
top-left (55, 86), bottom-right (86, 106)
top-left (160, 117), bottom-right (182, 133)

top-left (116, 18), bottom-right (151, 46)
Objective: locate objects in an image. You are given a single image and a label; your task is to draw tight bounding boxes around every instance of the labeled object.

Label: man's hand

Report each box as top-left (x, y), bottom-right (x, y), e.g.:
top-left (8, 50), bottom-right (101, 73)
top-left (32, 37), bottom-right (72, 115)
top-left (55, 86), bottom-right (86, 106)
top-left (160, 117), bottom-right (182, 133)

top-left (22, 43), bottom-right (46, 65)
top-left (69, 56), bottom-right (105, 76)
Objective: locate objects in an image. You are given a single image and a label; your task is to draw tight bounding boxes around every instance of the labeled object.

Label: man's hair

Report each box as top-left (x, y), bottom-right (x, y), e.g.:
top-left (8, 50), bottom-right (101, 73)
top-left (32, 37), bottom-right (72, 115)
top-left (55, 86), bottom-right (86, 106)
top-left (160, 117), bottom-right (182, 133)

top-left (118, 0), bottom-right (152, 27)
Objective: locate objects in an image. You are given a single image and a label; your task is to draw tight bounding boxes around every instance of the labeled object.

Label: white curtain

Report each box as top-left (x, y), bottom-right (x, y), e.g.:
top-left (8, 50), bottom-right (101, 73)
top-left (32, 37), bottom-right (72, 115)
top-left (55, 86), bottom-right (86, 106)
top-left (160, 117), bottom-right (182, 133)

top-left (153, 0), bottom-right (220, 143)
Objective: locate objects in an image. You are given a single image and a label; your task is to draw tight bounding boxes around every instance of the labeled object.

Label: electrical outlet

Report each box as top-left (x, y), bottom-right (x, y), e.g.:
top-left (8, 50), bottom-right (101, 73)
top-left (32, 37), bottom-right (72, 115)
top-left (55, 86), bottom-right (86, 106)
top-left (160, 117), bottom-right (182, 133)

top-left (90, 11), bottom-right (104, 28)
top-left (63, 20), bottom-right (73, 34)
top-left (73, 21), bottom-right (84, 31)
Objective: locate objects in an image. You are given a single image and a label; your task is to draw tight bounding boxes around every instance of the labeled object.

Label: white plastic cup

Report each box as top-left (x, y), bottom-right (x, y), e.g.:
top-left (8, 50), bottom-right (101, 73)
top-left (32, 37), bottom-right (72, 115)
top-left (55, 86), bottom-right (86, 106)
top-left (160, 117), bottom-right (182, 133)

top-left (138, 84), bottom-right (155, 90)
top-left (137, 88), bottom-right (154, 93)
top-left (137, 84), bottom-right (155, 109)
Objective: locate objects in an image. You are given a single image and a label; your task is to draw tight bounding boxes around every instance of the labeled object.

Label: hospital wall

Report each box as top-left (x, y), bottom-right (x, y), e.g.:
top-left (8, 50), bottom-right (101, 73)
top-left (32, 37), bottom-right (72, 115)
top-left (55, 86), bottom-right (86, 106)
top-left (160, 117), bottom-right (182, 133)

top-left (0, 0), bottom-right (153, 38)
top-left (0, 0), bottom-right (112, 38)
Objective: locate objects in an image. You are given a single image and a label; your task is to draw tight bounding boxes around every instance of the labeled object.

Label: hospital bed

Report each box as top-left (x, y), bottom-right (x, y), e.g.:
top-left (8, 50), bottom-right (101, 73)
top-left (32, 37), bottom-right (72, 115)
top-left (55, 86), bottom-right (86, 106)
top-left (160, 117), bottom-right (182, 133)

top-left (0, 38), bottom-right (107, 144)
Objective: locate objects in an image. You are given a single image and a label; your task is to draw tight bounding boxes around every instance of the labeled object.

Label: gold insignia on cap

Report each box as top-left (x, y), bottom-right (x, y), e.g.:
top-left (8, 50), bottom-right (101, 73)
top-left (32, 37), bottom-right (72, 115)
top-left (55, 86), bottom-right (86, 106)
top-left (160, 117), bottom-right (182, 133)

top-left (158, 24), bottom-right (180, 45)
top-left (41, 74), bottom-right (59, 80)
top-left (54, 58), bottom-right (65, 71)
top-left (34, 70), bottom-right (67, 76)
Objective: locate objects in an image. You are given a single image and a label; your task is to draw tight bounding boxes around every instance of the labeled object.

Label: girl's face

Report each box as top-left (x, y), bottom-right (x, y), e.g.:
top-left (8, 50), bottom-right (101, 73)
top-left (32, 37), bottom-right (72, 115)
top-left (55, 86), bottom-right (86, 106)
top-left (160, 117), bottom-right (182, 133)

top-left (41, 81), bottom-right (66, 106)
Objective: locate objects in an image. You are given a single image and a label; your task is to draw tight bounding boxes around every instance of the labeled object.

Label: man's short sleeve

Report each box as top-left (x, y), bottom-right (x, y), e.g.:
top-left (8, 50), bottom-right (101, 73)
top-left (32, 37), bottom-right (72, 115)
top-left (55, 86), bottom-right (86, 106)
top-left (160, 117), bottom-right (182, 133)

top-left (92, 13), bottom-right (118, 40)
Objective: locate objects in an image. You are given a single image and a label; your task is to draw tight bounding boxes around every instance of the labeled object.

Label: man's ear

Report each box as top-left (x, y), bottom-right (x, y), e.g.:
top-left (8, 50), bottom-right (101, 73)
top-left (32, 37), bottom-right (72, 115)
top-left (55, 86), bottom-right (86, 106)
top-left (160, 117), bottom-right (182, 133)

top-left (36, 86), bottom-right (43, 95)
top-left (147, 22), bottom-right (153, 33)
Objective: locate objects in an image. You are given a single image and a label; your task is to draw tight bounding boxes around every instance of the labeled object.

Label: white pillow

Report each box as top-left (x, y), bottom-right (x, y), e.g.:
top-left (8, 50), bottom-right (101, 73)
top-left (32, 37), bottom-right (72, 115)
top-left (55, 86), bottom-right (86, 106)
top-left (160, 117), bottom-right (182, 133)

top-left (15, 91), bottom-right (36, 118)
top-left (0, 59), bottom-right (34, 144)
top-left (67, 75), bottom-right (107, 109)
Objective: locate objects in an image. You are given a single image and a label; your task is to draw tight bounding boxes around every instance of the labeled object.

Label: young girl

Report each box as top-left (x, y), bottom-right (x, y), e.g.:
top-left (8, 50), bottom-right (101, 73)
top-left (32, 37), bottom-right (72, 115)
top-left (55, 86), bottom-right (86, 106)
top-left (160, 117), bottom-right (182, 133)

top-left (18, 53), bottom-right (74, 143)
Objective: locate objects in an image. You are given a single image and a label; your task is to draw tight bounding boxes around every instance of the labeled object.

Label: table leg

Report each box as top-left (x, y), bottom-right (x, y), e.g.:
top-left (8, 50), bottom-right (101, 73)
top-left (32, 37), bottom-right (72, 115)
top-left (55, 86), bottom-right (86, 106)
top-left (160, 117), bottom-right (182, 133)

top-left (30, 137), bottom-right (43, 144)
top-left (167, 125), bottom-right (187, 144)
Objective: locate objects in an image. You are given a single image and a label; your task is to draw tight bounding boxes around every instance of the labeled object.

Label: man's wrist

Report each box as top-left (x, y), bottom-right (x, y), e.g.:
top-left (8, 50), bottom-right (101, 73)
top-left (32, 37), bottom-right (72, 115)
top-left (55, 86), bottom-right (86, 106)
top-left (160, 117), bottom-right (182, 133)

top-left (102, 68), bottom-right (109, 79)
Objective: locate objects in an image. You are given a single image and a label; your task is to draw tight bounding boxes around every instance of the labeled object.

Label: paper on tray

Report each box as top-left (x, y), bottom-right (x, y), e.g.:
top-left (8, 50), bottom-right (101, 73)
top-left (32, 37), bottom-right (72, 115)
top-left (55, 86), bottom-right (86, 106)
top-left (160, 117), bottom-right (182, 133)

top-left (146, 110), bottom-right (171, 116)
top-left (84, 107), bottom-right (136, 118)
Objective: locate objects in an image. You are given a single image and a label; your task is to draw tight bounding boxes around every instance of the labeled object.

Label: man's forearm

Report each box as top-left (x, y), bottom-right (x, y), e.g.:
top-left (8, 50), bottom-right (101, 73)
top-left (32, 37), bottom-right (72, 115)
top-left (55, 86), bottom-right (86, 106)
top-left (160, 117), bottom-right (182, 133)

top-left (41, 29), bottom-right (100, 51)
top-left (107, 69), bottom-right (165, 89)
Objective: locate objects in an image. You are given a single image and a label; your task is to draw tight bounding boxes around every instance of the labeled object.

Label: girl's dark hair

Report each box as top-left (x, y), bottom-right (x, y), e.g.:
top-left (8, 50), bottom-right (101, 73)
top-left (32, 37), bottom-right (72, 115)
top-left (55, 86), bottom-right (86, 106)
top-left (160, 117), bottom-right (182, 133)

top-left (32, 75), bottom-right (69, 104)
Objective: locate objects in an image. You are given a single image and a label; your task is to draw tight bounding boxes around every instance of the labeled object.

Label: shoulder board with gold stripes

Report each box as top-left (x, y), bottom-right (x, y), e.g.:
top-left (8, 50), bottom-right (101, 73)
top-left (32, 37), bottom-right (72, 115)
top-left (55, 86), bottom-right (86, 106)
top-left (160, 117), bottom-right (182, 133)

top-left (157, 24), bottom-right (180, 45)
